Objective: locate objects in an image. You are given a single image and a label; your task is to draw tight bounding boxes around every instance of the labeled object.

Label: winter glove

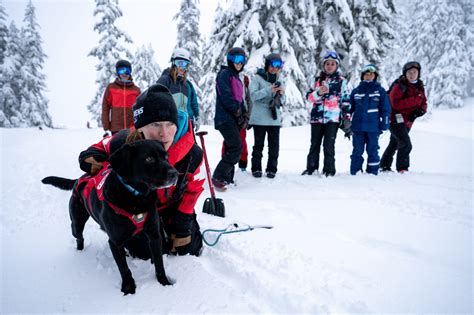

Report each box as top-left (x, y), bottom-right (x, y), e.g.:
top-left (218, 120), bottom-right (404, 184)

top-left (193, 117), bottom-right (200, 132)
top-left (240, 112), bottom-right (250, 130)
top-left (84, 156), bottom-right (104, 175)
top-left (408, 108), bottom-right (426, 122)
top-left (340, 119), bottom-right (353, 140)
top-left (169, 212), bottom-right (194, 254)
top-left (234, 108), bottom-right (248, 129)
top-left (169, 211), bottom-right (194, 238)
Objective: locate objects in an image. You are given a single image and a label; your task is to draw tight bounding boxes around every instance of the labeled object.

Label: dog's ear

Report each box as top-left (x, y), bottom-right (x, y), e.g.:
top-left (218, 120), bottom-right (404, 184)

top-left (108, 143), bottom-right (133, 178)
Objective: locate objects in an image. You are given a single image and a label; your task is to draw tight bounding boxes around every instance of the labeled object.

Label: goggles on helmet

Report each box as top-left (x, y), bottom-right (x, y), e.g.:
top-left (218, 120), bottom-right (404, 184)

top-left (117, 67), bottom-right (131, 75)
top-left (227, 54), bottom-right (246, 65)
top-left (323, 51), bottom-right (339, 60)
top-left (173, 59), bottom-right (190, 70)
top-left (269, 59), bottom-right (284, 69)
top-left (362, 64), bottom-right (377, 73)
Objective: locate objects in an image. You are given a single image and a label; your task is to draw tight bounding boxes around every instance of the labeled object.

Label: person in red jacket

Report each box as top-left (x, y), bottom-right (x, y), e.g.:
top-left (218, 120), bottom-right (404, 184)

top-left (102, 60), bottom-right (141, 134)
top-left (380, 61), bottom-right (427, 173)
top-left (80, 84), bottom-right (204, 257)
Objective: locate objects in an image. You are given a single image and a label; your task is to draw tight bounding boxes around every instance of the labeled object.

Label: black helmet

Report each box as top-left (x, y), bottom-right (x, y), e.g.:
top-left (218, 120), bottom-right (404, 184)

top-left (264, 53), bottom-right (283, 71)
top-left (226, 47), bottom-right (247, 72)
top-left (402, 61), bottom-right (421, 77)
top-left (116, 59), bottom-right (132, 73)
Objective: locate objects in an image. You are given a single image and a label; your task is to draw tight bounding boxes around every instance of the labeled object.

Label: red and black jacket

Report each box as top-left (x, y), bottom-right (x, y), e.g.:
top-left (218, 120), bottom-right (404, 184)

top-left (102, 78), bottom-right (141, 132)
top-left (389, 77), bottom-right (427, 129)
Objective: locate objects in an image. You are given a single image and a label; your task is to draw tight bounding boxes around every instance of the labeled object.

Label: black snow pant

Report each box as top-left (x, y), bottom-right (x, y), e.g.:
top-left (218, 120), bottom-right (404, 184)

top-left (380, 123), bottom-right (412, 171)
top-left (306, 122), bottom-right (339, 175)
top-left (213, 122), bottom-right (242, 183)
top-left (251, 125), bottom-right (280, 174)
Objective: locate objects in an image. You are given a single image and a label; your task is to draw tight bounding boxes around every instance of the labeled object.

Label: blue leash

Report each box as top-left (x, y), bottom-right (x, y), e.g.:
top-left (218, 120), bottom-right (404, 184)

top-left (202, 223), bottom-right (273, 247)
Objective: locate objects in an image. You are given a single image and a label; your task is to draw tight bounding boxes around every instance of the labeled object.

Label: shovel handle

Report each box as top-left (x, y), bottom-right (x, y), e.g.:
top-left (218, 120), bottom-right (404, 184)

top-left (196, 131), bottom-right (216, 198)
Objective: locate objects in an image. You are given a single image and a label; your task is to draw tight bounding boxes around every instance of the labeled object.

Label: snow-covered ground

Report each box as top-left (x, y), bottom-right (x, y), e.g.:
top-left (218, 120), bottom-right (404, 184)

top-left (1, 101), bottom-right (473, 314)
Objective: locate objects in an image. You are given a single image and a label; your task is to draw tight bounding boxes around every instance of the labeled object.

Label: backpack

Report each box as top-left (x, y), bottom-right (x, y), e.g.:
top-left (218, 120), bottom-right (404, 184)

top-left (387, 76), bottom-right (407, 97)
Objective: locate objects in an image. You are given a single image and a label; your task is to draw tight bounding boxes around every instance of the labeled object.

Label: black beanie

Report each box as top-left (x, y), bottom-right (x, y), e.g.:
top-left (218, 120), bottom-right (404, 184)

top-left (132, 84), bottom-right (178, 129)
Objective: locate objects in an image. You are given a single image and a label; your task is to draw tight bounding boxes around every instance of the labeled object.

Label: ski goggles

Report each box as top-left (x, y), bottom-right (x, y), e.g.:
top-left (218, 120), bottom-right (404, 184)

top-left (269, 59), bottom-right (284, 69)
top-left (362, 64), bottom-right (377, 73)
top-left (173, 59), bottom-right (190, 70)
top-left (323, 51), bottom-right (339, 60)
top-left (117, 67), bottom-right (131, 75)
top-left (227, 54), bottom-right (247, 65)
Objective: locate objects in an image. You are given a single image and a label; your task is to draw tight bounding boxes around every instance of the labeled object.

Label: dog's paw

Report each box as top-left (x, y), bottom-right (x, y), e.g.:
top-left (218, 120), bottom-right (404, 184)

top-left (156, 274), bottom-right (173, 286)
top-left (121, 279), bottom-right (137, 295)
top-left (76, 238), bottom-right (84, 250)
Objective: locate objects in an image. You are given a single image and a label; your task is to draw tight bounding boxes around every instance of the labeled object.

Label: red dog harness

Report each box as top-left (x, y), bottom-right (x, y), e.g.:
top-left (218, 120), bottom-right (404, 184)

top-left (76, 165), bottom-right (148, 236)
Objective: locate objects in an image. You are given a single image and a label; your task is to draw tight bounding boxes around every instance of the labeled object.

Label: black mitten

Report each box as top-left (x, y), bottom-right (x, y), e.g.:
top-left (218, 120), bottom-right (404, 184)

top-left (409, 108), bottom-right (426, 122)
top-left (169, 211), bottom-right (194, 238)
top-left (340, 119), bottom-right (353, 139)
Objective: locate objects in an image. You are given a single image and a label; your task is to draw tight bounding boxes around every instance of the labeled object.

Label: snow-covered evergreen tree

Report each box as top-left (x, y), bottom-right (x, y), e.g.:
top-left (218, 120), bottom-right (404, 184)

top-left (88, 0), bottom-right (133, 125)
top-left (317, 0), bottom-right (395, 87)
top-left (20, 0), bottom-right (52, 127)
top-left (346, 0), bottom-right (395, 86)
top-left (382, 2), bottom-right (408, 86)
top-left (316, 0), bottom-right (354, 76)
top-left (0, 0), bottom-right (8, 64)
top-left (1, 22), bottom-right (23, 126)
top-left (406, 0), bottom-right (471, 108)
top-left (199, 1), bottom-right (246, 124)
top-left (461, 0), bottom-right (474, 96)
top-left (174, 0), bottom-right (203, 85)
top-left (132, 44), bottom-right (161, 90)
top-left (0, 6), bottom-right (15, 127)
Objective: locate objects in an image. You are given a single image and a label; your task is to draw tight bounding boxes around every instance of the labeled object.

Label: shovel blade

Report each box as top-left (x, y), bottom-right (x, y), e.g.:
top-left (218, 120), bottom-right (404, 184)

top-left (203, 197), bottom-right (225, 217)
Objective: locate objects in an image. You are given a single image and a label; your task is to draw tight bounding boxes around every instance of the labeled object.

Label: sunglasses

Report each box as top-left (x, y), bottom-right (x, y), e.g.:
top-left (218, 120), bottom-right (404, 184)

top-left (227, 54), bottom-right (246, 65)
top-left (269, 59), bottom-right (284, 69)
top-left (323, 51), bottom-right (338, 59)
top-left (117, 67), bottom-right (131, 75)
top-left (362, 64), bottom-right (377, 73)
top-left (173, 59), bottom-right (190, 70)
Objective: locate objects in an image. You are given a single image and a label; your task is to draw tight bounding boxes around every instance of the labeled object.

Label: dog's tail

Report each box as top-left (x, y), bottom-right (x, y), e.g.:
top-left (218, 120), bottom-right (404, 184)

top-left (41, 176), bottom-right (76, 191)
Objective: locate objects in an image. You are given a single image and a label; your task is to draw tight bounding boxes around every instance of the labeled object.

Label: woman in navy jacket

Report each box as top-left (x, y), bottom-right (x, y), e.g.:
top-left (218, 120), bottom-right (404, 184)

top-left (212, 47), bottom-right (249, 191)
top-left (349, 64), bottom-right (391, 175)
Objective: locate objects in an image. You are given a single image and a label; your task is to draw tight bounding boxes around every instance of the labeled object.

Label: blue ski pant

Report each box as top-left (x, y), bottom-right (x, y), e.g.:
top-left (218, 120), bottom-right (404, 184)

top-left (350, 131), bottom-right (380, 175)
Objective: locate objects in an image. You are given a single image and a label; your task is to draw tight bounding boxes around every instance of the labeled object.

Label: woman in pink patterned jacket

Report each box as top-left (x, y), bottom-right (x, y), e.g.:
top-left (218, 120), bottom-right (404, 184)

top-left (302, 51), bottom-right (351, 177)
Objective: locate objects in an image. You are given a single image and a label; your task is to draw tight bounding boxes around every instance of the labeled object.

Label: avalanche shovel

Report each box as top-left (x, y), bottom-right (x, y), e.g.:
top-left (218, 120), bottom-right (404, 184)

top-left (196, 131), bottom-right (225, 217)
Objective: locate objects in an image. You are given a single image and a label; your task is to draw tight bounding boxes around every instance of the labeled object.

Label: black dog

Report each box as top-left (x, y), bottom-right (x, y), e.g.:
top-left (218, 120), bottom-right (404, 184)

top-left (42, 140), bottom-right (178, 295)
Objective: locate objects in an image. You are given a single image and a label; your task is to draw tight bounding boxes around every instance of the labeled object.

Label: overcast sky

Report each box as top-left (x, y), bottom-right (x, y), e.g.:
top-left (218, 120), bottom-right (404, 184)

top-left (4, 0), bottom-right (220, 128)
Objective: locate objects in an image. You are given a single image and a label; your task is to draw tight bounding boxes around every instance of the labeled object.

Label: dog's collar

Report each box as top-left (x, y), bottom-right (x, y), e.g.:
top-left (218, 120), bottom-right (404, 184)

top-left (116, 174), bottom-right (144, 196)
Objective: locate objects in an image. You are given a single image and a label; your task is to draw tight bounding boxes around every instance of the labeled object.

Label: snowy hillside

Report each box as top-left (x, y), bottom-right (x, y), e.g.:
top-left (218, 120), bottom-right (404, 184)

top-left (1, 101), bottom-right (473, 313)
